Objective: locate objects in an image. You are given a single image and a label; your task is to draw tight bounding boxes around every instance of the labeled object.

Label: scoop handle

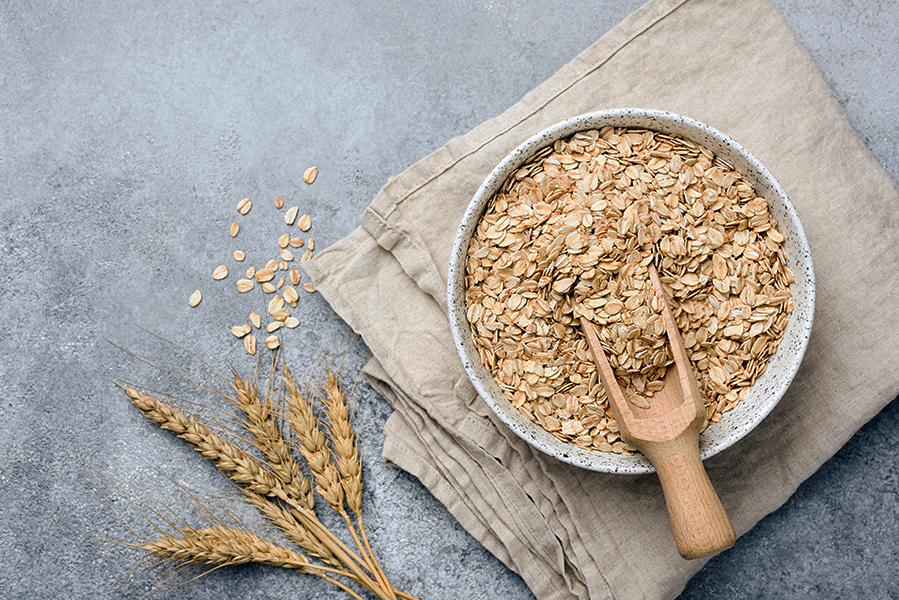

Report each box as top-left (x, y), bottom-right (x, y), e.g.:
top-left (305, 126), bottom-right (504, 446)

top-left (642, 435), bottom-right (736, 560)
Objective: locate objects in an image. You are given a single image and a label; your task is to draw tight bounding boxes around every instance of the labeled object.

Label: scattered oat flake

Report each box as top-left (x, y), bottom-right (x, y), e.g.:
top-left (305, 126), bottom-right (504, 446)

top-left (266, 321), bottom-right (283, 333)
top-left (271, 308), bottom-right (291, 321)
top-left (255, 269), bottom-right (275, 283)
top-left (303, 166), bottom-right (318, 184)
top-left (280, 249), bottom-right (294, 261)
top-left (188, 290), bottom-right (202, 307)
top-left (237, 198), bottom-right (252, 215)
top-left (244, 334), bottom-right (256, 355)
top-left (278, 233), bottom-right (290, 248)
top-left (277, 277), bottom-right (285, 289)
top-left (285, 317), bottom-right (300, 328)
top-left (285, 206), bottom-right (299, 225)
top-left (303, 282), bottom-right (316, 293)
top-left (232, 250), bottom-right (246, 261)
top-left (289, 269), bottom-right (301, 286)
top-left (261, 282), bottom-right (277, 293)
top-left (265, 335), bottom-right (280, 350)
top-left (283, 285), bottom-right (299, 306)
top-left (212, 265), bottom-right (229, 280)
top-left (297, 214), bottom-right (311, 232)
top-left (236, 279), bottom-right (254, 292)
top-left (301, 251), bottom-right (313, 262)
top-left (289, 237), bottom-right (304, 248)
top-left (245, 266), bottom-right (256, 278)
top-left (265, 259), bottom-right (279, 272)
top-left (274, 196), bottom-right (284, 209)
top-left (279, 260), bottom-right (288, 271)
top-left (307, 238), bottom-right (314, 252)
top-left (268, 295), bottom-right (285, 315)
top-left (249, 311), bottom-right (261, 328)
top-left (229, 222), bottom-right (240, 237)
top-left (231, 324), bottom-right (251, 338)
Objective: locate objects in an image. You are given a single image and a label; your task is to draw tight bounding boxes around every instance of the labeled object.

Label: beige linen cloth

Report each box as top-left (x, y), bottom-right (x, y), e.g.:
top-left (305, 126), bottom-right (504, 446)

top-left (303, 0), bottom-right (899, 598)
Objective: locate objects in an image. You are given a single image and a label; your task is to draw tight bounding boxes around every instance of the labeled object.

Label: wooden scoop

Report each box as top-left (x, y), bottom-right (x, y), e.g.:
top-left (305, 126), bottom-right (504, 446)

top-left (579, 264), bottom-right (735, 559)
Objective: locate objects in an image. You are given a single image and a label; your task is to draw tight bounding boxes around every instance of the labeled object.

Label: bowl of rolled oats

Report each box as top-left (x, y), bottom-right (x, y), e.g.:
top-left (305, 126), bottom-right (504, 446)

top-left (448, 109), bottom-right (814, 474)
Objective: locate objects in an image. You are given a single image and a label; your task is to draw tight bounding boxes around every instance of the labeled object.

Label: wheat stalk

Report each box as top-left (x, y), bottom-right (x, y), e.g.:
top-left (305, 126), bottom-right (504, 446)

top-left (128, 385), bottom-right (384, 592)
top-left (320, 368), bottom-right (397, 600)
top-left (117, 357), bottom-right (417, 600)
top-left (279, 368), bottom-right (391, 594)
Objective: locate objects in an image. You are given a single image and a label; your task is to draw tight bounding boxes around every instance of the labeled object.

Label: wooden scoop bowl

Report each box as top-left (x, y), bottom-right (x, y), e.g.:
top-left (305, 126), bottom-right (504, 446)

top-left (579, 264), bottom-right (736, 559)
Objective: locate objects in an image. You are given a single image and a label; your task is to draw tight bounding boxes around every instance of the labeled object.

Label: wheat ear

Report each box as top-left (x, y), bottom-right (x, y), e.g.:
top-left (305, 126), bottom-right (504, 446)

top-left (321, 369), bottom-right (362, 514)
top-left (125, 385), bottom-right (397, 600)
top-left (124, 386), bottom-right (284, 497)
top-left (282, 371), bottom-right (344, 512)
top-left (232, 372), bottom-right (315, 510)
top-left (142, 524), bottom-right (309, 569)
top-left (230, 374), bottom-right (347, 567)
top-left (125, 384), bottom-right (342, 569)
top-left (284, 369), bottom-right (399, 598)
top-left (321, 369), bottom-right (397, 600)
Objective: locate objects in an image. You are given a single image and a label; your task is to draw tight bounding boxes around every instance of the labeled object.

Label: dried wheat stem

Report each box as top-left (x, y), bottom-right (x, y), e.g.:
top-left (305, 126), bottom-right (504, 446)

top-left (284, 499), bottom-right (399, 600)
top-left (283, 369), bottom-right (382, 591)
top-left (323, 373), bottom-right (395, 595)
top-left (321, 368), bottom-right (398, 599)
top-left (232, 373), bottom-right (315, 510)
top-left (125, 386), bottom-right (392, 600)
top-left (230, 375), bottom-right (376, 588)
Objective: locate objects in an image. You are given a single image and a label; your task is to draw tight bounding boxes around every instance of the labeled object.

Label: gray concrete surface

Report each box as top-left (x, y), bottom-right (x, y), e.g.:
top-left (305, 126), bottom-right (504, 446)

top-left (1, 1), bottom-right (897, 599)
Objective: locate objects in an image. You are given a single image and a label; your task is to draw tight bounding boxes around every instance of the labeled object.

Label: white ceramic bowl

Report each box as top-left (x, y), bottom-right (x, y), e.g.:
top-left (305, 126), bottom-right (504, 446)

top-left (448, 109), bottom-right (815, 474)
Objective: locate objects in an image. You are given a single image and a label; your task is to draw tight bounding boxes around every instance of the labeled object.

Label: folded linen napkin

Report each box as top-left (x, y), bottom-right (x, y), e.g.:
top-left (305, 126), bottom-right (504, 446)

top-left (302, 0), bottom-right (899, 598)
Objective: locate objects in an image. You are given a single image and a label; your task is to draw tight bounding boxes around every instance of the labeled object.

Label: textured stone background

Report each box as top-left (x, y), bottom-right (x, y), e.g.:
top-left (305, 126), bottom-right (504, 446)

top-left (1, 1), bottom-right (896, 598)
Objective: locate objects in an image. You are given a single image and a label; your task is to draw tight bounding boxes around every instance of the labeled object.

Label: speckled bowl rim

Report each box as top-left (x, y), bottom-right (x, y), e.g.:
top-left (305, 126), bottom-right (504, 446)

top-left (448, 109), bottom-right (815, 474)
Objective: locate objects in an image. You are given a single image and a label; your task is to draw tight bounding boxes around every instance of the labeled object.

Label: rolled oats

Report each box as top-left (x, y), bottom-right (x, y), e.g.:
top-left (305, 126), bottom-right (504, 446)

top-left (285, 206), bottom-right (299, 226)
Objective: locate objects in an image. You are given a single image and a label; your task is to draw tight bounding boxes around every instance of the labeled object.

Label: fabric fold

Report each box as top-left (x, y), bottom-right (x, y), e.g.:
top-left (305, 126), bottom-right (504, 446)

top-left (303, 0), bottom-right (899, 598)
